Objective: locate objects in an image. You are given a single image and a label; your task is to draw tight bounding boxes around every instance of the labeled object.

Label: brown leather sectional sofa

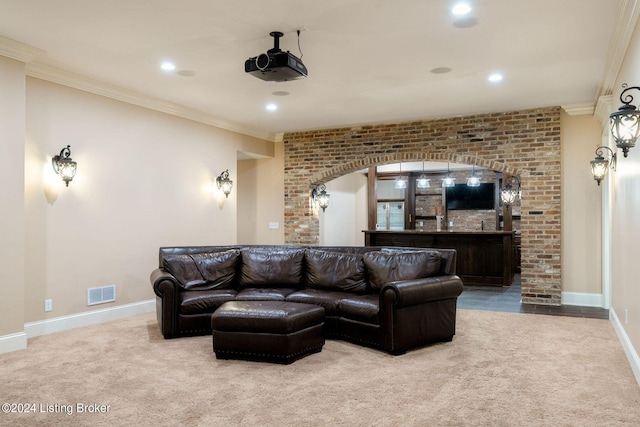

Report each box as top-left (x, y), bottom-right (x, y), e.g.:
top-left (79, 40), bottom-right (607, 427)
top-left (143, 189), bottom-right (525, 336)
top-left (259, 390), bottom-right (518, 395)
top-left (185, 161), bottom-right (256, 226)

top-left (151, 245), bottom-right (464, 355)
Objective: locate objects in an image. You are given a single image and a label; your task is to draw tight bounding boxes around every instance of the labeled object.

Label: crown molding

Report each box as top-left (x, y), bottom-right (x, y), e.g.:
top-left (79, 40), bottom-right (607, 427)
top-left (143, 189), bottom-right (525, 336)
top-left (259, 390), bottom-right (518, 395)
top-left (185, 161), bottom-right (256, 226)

top-left (25, 62), bottom-right (276, 142)
top-left (597, 0), bottom-right (640, 99)
top-left (0, 36), bottom-right (45, 63)
top-left (561, 103), bottom-right (595, 116)
top-left (594, 95), bottom-right (613, 128)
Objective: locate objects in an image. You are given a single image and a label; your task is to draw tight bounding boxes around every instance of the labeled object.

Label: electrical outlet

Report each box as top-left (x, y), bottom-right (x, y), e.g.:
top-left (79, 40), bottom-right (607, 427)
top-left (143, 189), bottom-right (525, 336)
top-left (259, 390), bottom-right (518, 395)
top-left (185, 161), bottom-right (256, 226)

top-left (44, 299), bottom-right (52, 312)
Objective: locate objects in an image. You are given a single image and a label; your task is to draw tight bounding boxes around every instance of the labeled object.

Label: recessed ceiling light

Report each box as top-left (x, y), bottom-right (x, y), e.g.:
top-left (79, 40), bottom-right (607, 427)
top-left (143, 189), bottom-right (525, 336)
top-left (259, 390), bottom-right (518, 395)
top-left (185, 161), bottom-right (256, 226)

top-left (160, 62), bottom-right (176, 72)
top-left (266, 103), bottom-right (278, 111)
top-left (452, 2), bottom-right (472, 15)
top-left (272, 91), bottom-right (290, 96)
top-left (488, 73), bottom-right (503, 82)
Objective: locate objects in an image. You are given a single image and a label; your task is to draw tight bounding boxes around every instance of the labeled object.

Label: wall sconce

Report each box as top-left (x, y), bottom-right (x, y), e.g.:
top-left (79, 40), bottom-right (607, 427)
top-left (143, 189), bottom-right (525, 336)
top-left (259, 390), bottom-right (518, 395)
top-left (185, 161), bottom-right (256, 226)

top-left (500, 175), bottom-right (521, 208)
top-left (590, 146), bottom-right (616, 186)
top-left (52, 145), bottom-right (77, 187)
top-left (466, 165), bottom-right (481, 187)
top-left (312, 184), bottom-right (330, 212)
top-left (610, 83), bottom-right (640, 158)
top-left (442, 162), bottom-right (455, 188)
top-left (216, 169), bottom-right (233, 198)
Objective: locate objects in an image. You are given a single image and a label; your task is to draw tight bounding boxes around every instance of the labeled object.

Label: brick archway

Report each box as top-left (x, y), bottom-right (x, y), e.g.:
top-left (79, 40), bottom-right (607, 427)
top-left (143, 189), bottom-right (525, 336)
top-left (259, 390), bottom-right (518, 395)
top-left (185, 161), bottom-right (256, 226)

top-left (308, 152), bottom-right (521, 187)
top-left (284, 107), bottom-right (560, 304)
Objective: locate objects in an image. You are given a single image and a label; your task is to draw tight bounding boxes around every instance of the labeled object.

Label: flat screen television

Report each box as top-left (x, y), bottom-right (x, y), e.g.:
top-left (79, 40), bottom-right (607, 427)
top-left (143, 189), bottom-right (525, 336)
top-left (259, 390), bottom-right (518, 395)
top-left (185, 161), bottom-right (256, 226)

top-left (446, 183), bottom-right (495, 210)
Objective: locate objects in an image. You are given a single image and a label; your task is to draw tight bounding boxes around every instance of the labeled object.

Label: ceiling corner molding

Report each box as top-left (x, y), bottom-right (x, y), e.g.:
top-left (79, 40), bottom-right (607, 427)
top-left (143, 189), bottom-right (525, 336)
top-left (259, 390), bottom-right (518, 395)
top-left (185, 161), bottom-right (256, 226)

top-left (561, 103), bottom-right (595, 116)
top-left (25, 62), bottom-right (276, 142)
top-left (0, 36), bottom-right (45, 63)
top-left (597, 0), bottom-right (640, 99)
top-left (594, 95), bottom-right (613, 127)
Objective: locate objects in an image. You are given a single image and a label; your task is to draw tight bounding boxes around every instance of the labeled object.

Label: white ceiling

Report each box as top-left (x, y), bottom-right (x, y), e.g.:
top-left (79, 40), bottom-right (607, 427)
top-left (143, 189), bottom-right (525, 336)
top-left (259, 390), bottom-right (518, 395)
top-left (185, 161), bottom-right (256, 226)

top-left (0, 0), bottom-right (626, 141)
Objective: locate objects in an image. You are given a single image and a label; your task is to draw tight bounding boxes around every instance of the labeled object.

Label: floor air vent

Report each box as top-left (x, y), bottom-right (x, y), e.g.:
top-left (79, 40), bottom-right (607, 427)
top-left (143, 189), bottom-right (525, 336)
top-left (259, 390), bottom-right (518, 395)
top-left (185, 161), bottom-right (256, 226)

top-left (88, 285), bottom-right (116, 306)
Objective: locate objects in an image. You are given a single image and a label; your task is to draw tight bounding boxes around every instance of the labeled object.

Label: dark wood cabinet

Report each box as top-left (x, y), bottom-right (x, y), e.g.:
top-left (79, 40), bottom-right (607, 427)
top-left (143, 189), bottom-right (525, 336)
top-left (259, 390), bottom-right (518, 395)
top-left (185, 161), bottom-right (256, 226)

top-left (513, 233), bottom-right (521, 273)
top-left (363, 230), bottom-right (514, 287)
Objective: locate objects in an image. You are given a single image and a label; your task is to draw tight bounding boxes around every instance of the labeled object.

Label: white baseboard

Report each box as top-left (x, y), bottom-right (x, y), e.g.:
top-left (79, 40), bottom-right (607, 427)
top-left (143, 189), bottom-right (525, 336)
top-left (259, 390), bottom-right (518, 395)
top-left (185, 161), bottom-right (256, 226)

top-left (610, 308), bottom-right (640, 386)
top-left (24, 299), bottom-right (155, 339)
top-left (0, 331), bottom-right (28, 355)
top-left (561, 291), bottom-right (604, 307)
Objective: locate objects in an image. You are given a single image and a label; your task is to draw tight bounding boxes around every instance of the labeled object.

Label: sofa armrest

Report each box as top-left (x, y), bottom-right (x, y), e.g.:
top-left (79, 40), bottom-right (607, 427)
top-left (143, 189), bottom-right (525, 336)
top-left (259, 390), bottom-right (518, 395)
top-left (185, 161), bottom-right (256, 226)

top-left (381, 275), bottom-right (463, 308)
top-left (151, 268), bottom-right (180, 297)
top-left (151, 268), bottom-right (183, 338)
top-left (380, 275), bottom-right (463, 354)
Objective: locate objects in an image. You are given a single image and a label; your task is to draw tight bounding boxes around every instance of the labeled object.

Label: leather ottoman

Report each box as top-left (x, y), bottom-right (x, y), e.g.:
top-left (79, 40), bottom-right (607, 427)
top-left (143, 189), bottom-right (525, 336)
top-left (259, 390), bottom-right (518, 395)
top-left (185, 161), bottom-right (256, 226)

top-left (211, 301), bottom-right (325, 364)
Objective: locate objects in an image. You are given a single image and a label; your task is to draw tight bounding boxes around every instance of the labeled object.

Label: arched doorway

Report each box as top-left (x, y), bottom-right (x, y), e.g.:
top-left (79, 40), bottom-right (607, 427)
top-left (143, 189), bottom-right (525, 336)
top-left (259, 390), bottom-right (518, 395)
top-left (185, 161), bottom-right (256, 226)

top-left (282, 106), bottom-right (562, 305)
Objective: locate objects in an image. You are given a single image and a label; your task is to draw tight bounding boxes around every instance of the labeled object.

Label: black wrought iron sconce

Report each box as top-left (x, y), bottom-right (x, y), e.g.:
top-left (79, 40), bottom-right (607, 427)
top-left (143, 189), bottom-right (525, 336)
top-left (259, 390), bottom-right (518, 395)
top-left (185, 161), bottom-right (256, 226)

top-left (590, 146), bottom-right (616, 186)
top-left (610, 83), bottom-right (640, 158)
top-left (312, 184), bottom-right (330, 212)
top-left (52, 145), bottom-right (77, 187)
top-left (500, 175), bottom-right (521, 208)
top-left (216, 169), bottom-right (233, 198)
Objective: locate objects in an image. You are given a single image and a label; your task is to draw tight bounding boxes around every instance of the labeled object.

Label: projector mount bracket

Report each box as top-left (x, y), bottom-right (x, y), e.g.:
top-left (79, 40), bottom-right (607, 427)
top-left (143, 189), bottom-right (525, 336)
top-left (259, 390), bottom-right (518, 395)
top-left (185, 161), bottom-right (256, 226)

top-left (255, 31), bottom-right (284, 71)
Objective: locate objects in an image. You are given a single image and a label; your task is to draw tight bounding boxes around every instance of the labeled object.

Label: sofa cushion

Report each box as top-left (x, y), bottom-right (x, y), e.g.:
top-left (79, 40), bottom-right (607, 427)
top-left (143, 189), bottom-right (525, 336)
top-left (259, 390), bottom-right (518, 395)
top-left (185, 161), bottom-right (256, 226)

top-left (305, 249), bottom-right (367, 293)
top-left (190, 249), bottom-right (240, 290)
top-left (239, 247), bottom-right (305, 288)
top-left (286, 289), bottom-right (354, 316)
top-left (381, 247), bottom-right (453, 276)
top-left (363, 250), bottom-right (441, 290)
top-left (162, 254), bottom-right (205, 288)
top-left (179, 289), bottom-right (238, 315)
top-left (235, 288), bottom-right (299, 301)
top-left (339, 295), bottom-right (380, 324)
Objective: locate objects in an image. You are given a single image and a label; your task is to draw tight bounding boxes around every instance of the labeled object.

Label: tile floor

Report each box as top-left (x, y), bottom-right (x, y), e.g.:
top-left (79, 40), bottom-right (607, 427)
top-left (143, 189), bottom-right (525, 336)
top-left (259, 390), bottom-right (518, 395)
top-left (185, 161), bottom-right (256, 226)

top-left (457, 274), bottom-right (609, 319)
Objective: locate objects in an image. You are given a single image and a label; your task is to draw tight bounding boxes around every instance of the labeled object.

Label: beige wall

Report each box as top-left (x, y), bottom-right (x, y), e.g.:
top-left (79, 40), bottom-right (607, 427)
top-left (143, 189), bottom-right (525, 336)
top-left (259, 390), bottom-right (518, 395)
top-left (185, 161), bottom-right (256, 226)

top-left (22, 77), bottom-right (270, 323)
top-left (319, 172), bottom-right (368, 246)
top-left (609, 20), bottom-right (640, 363)
top-left (0, 56), bottom-right (26, 337)
top-left (560, 111), bottom-right (604, 296)
top-left (237, 140), bottom-right (285, 244)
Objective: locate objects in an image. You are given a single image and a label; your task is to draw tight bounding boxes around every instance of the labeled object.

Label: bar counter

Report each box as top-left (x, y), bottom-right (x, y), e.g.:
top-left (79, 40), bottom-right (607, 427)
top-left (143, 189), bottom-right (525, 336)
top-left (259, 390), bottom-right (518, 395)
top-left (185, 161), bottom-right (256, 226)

top-left (363, 230), bottom-right (514, 286)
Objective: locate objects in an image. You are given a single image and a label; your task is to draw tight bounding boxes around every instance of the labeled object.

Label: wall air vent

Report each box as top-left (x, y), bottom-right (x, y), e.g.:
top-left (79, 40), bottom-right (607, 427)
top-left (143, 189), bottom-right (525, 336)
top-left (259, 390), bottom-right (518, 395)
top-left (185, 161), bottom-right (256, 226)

top-left (87, 285), bottom-right (116, 306)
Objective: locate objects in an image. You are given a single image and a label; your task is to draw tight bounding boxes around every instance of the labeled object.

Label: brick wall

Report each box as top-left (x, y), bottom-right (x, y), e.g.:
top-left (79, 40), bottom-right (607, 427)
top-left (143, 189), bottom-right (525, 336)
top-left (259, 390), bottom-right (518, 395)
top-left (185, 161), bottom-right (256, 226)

top-left (283, 107), bottom-right (561, 305)
top-left (434, 169), bottom-right (498, 232)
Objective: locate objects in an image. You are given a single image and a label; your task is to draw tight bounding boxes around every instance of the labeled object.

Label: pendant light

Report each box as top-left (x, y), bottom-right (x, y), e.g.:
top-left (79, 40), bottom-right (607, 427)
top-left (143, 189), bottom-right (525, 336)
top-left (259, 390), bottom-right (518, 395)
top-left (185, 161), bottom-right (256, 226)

top-left (417, 161), bottom-right (430, 189)
top-left (395, 163), bottom-right (407, 189)
top-left (467, 165), bottom-right (481, 187)
top-left (442, 162), bottom-right (455, 188)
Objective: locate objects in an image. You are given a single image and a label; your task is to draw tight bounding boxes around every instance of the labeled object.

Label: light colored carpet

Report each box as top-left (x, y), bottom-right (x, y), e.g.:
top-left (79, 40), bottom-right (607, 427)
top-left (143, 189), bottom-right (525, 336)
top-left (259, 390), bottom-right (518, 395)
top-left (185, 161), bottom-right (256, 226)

top-left (1, 309), bottom-right (638, 427)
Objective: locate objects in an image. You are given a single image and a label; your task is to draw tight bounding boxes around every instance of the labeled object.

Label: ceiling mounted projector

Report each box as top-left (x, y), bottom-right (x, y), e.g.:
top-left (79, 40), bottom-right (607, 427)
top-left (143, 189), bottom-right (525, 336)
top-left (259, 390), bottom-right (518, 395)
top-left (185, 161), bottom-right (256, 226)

top-left (245, 31), bottom-right (308, 82)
